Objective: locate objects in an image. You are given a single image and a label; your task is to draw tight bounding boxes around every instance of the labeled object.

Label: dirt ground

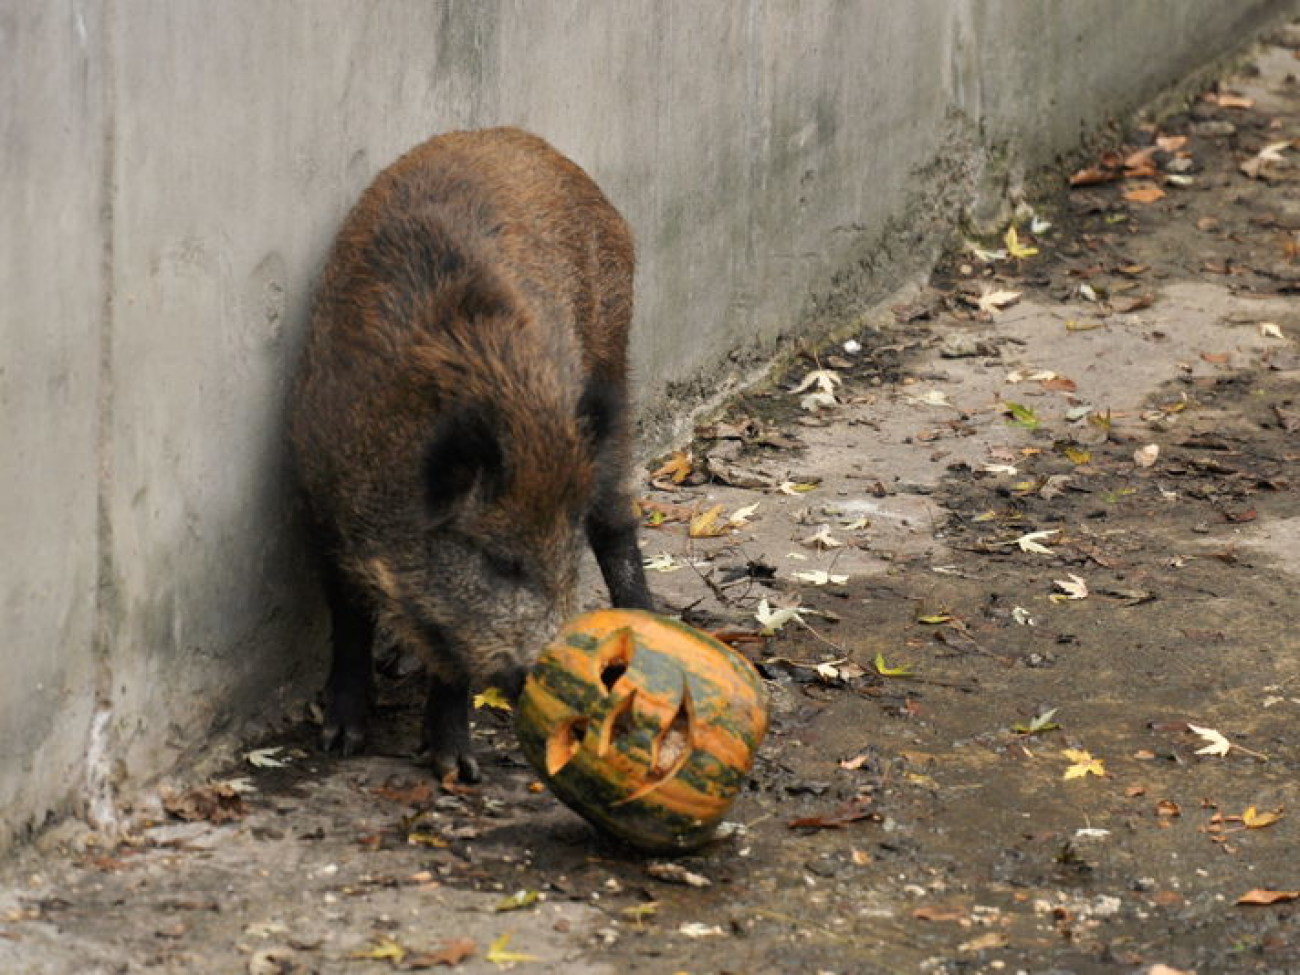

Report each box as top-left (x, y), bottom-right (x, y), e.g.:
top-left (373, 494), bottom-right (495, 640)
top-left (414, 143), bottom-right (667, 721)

top-left (4, 28), bottom-right (1300, 975)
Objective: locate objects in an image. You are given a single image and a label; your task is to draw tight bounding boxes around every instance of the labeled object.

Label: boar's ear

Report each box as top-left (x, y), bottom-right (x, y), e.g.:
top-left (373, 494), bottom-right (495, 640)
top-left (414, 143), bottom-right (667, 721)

top-left (577, 376), bottom-right (620, 448)
top-left (424, 403), bottom-right (506, 513)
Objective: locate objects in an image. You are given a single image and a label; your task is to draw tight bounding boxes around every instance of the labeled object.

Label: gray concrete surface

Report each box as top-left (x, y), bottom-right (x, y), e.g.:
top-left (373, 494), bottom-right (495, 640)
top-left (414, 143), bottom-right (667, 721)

top-left (1, 0), bottom-right (1295, 854)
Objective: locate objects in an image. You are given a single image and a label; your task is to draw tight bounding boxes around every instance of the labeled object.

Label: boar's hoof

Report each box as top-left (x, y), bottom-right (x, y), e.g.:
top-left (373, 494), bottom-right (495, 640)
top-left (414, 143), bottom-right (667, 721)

top-left (321, 720), bottom-right (367, 756)
top-left (419, 745), bottom-right (481, 784)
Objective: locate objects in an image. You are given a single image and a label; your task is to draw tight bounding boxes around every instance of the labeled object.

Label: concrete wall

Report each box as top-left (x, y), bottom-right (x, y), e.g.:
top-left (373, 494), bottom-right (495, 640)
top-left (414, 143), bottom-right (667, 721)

top-left (2, 0), bottom-right (1293, 850)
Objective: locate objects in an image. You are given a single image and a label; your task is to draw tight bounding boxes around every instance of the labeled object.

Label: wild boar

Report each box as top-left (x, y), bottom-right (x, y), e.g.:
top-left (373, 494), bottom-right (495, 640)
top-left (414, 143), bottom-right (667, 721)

top-left (289, 127), bottom-right (653, 781)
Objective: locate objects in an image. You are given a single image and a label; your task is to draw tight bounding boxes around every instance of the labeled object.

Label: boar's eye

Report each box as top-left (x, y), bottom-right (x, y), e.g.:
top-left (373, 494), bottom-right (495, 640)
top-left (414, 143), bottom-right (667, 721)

top-left (484, 549), bottom-right (528, 583)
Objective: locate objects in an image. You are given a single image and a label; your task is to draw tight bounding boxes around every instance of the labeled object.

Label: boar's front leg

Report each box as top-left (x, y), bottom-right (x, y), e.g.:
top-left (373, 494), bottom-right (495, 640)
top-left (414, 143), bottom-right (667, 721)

top-left (587, 490), bottom-right (654, 611)
top-left (420, 670), bottom-right (480, 783)
top-left (321, 566), bottom-right (375, 756)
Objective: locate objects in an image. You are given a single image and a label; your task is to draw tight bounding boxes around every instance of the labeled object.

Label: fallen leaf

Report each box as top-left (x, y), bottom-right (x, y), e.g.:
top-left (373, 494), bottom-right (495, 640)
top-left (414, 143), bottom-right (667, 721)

top-left (246, 747), bottom-right (289, 769)
top-left (1015, 529), bottom-right (1059, 555)
top-left (1133, 444), bottom-right (1160, 467)
top-left (484, 933), bottom-right (539, 965)
top-left (645, 862), bottom-right (712, 887)
top-left (1003, 402), bottom-right (1040, 430)
top-left (473, 688), bottom-right (512, 711)
top-left (728, 502), bottom-right (760, 528)
top-left (494, 890), bottom-right (540, 913)
top-left (913, 905), bottom-right (969, 923)
top-left (776, 480), bottom-right (820, 495)
top-left (1187, 723), bottom-right (1232, 757)
top-left (161, 782), bottom-right (250, 825)
top-left (1012, 708), bottom-right (1061, 735)
top-left (977, 288), bottom-right (1022, 315)
top-left (1236, 889), bottom-right (1299, 905)
top-left (403, 938), bottom-right (477, 969)
top-left (1005, 225), bottom-right (1039, 259)
top-left (1259, 321), bottom-right (1284, 339)
top-left (1124, 183), bottom-right (1166, 204)
top-left (873, 653), bottom-right (913, 678)
top-left (678, 922), bottom-right (725, 938)
top-left (802, 524), bottom-right (845, 550)
top-left (689, 504), bottom-right (730, 538)
top-left (1213, 92), bottom-right (1255, 109)
top-left (1200, 351), bottom-right (1231, 365)
top-left (350, 935), bottom-right (407, 963)
top-left (650, 450), bottom-right (693, 487)
top-left (1062, 748), bottom-right (1106, 780)
top-left (642, 552), bottom-right (682, 573)
top-left (1053, 574), bottom-right (1089, 600)
top-left (790, 368), bottom-right (842, 396)
top-left (787, 796), bottom-right (876, 830)
top-left (755, 599), bottom-right (804, 635)
top-left (1241, 806), bottom-right (1284, 829)
top-left (792, 569), bottom-right (849, 586)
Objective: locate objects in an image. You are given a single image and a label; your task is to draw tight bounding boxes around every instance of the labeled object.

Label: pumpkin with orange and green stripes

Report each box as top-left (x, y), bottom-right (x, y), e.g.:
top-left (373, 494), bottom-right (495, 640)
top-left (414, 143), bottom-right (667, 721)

top-left (515, 609), bottom-right (769, 852)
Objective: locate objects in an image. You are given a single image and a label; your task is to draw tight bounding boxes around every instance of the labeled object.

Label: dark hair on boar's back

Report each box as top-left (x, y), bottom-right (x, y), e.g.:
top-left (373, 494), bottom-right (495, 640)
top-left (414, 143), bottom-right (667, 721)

top-left (290, 128), bottom-right (653, 782)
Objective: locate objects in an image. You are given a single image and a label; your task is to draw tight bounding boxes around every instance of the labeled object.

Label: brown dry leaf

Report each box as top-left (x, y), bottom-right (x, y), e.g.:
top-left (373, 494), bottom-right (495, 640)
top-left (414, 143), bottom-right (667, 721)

top-left (1155, 799), bottom-right (1181, 818)
top-left (1213, 92), bottom-right (1255, 109)
top-left (787, 797), bottom-right (876, 830)
top-left (1124, 183), bottom-right (1166, 204)
top-left (1157, 134), bottom-right (1188, 152)
top-left (1039, 376), bottom-right (1078, 393)
top-left (650, 450), bottom-right (693, 487)
top-left (374, 780), bottom-right (435, 806)
top-left (1200, 351), bottom-right (1231, 364)
top-left (1236, 888), bottom-right (1300, 905)
top-left (401, 938), bottom-right (477, 969)
top-left (161, 782), bottom-right (249, 824)
top-left (637, 498), bottom-right (695, 527)
top-left (912, 905), bottom-right (969, 923)
top-left (1113, 294), bottom-right (1154, 314)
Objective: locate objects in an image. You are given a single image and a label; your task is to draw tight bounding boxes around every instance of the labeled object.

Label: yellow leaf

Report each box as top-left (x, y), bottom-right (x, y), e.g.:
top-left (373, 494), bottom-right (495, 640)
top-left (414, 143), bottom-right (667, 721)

top-left (1004, 225), bottom-right (1039, 259)
top-left (350, 935), bottom-right (407, 963)
top-left (650, 450), bottom-right (693, 486)
top-left (688, 504), bottom-right (729, 538)
top-left (1062, 748), bottom-right (1106, 780)
top-left (874, 653), bottom-right (913, 678)
top-left (485, 933), bottom-right (540, 965)
top-left (495, 889), bottom-right (541, 912)
top-left (474, 687), bottom-right (513, 711)
top-left (1242, 806), bottom-right (1284, 829)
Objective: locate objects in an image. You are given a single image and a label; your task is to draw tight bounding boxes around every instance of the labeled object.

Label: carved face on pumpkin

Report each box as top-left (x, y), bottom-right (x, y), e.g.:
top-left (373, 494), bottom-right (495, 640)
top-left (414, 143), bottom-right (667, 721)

top-left (515, 609), bottom-right (769, 852)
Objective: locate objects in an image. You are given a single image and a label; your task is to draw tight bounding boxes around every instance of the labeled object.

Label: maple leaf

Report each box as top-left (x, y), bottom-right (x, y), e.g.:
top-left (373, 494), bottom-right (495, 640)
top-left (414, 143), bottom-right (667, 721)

top-left (1015, 529), bottom-right (1059, 554)
top-left (1187, 723), bottom-right (1232, 757)
top-left (1004, 225), bottom-right (1039, 259)
top-left (649, 450), bottom-right (693, 487)
top-left (802, 524), bottom-right (845, 550)
top-left (1062, 748), bottom-right (1106, 780)
top-left (405, 939), bottom-right (477, 968)
top-left (485, 933), bottom-right (539, 965)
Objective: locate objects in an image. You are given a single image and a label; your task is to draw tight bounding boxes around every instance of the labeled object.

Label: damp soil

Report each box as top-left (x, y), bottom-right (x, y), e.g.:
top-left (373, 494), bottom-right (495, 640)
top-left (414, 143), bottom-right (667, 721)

top-left (4, 27), bottom-right (1300, 975)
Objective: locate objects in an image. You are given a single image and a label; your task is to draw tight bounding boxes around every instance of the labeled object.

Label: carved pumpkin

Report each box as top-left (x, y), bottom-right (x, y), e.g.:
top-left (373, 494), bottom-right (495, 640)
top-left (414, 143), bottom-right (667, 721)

top-left (515, 609), bottom-right (769, 852)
